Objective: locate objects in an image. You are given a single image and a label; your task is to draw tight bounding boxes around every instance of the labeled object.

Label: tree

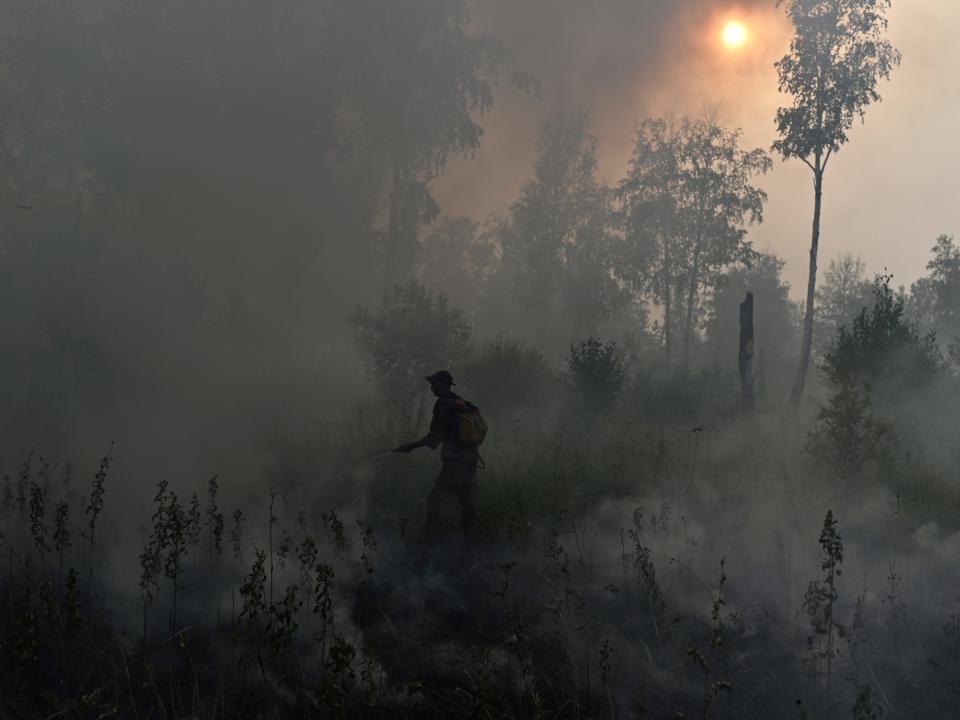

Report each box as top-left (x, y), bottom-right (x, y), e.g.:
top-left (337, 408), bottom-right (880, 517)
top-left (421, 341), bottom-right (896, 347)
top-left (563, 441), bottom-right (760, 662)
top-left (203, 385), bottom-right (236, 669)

top-left (350, 281), bottom-right (472, 425)
top-left (617, 119), bottom-right (684, 361)
top-left (619, 116), bottom-right (771, 367)
top-left (416, 216), bottom-right (499, 319)
top-left (824, 275), bottom-right (941, 401)
top-left (910, 235), bottom-right (960, 345)
top-left (500, 112), bottom-right (627, 347)
top-left (563, 338), bottom-right (627, 424)
top-left (806, 374), bottom-right (888, 474)
top-left (815, 253), bottom-right (873, 356)
top-left (808, 275), bottom-right (944, 468)
top-left (774, 0), bottom-right (901, 409)
top-left (326, 0), bottom-right (529, 295)
top-left (704, 251), bottom-right (799, 403)
top-left (675, 118), bottom-right (771, 370)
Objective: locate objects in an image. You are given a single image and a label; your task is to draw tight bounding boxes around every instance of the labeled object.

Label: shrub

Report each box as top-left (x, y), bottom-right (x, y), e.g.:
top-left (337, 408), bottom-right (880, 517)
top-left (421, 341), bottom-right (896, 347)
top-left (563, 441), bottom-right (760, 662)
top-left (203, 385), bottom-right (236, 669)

top-left (806, 379), bottom-right (891, 475)
top-left (626, 362), bottom-right (737, 423)
top-left (459, 336), bottom-right (558, 418)
top-left (809, 275), bottom-right (945, 471)
top-left (801, 510), bottom-right (844, 688)
top-left (562, 337), bottom-right (626, 423)
top-left (822, 275), bottom-right (941, 399)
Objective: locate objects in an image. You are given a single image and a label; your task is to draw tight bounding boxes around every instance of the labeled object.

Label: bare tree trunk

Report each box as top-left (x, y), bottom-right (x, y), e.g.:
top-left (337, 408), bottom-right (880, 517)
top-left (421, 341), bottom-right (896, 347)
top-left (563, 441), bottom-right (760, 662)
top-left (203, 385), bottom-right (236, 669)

top-left (739, 291), bottom-right (755, 415)
top-left (663, 281), bottom-right (673, 364)
top-left (790, 165), bottom-right (824, 409)
top-left (663, 235), bottom-right (673, 363)
top-left (683, 239), bottom-right (703, 372)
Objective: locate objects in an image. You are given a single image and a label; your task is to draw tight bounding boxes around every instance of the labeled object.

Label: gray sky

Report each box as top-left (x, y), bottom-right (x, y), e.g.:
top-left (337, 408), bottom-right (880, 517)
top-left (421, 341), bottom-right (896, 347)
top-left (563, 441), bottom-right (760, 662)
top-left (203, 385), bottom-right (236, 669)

top-left (435, 0), bottom-right (960, 297)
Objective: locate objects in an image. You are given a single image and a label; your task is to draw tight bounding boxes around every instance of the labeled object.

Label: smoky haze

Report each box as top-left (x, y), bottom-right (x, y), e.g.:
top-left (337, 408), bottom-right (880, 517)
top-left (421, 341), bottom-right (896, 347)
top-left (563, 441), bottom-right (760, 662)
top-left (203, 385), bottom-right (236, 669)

top-left (2, 0), bottom-right (954, 473)
top-left (439, 0), bottom-right (960, 293)
top-left (1, 1), bottom-right (959, 718)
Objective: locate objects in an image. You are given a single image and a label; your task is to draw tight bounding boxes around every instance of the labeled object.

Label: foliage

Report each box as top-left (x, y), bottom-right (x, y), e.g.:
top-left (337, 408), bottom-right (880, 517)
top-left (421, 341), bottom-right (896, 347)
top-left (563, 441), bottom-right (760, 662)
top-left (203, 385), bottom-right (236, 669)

top-left (618, 116), bottom-right (771, 365)
top-left (350, 280), bottom-right (472, 416)
top-left (822, 275), bottom-right (942, 398)
top-left (498, 112), bottom-right (628, 347)
top-left (852, 685), bottom-right (884, 720)
top-left (627, 508), bottom-right (663, 614)
top-left (686, 558), bottom-right (733, 719)
top-left (775, 0), bottom-right (901, 406)
top-left (910, 235), bottom-right (960, 345)
top-left (562, 337), bottom-right (627, 422)
top-left (949, 341), bottom-right (960, 377)
top-left (2, 418), bottom-right (960, 718)
top-left (806, 378), bottom-right (889, 474)
top-left (416, 216), bottom-right (499, 318)
top-left (326, 0), bottom-right (530, 289)
top-left (459, 336), bottom-right (559, 418)
top-left (84, 444), bottom-right (112, 589)
top-left (815, 253), bottom-right (874, 356)
top-left (773, 0), bottom-right (901, 164)
top-left (801, 510), bottom-right (844, 687)
top-left (206, 476), bottom-right (225, 566)
top-left (809, 275), bottom-right (942, 471)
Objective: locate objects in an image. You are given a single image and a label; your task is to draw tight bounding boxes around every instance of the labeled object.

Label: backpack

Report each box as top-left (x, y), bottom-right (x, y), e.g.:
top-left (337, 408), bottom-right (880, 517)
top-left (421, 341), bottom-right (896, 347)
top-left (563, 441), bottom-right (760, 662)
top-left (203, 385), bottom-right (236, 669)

top-left (454, 398), bottom-right (488, 446)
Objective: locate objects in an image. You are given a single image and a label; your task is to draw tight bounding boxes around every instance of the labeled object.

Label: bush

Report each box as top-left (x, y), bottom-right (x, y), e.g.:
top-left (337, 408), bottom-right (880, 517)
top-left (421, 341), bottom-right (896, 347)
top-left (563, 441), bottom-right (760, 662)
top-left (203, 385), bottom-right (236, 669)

top-left (822, 275), bottom-right (942, 400)
top-left (809, 275), bottom-right (944, 472)
top-left (458, 337), bottom-right (558, 419)
top-left (562, 338), bottom-right (626, 423)
top-left (805, 379), bottom-right (891, 475)
top-left (625, 362), bottom-right (737, 423)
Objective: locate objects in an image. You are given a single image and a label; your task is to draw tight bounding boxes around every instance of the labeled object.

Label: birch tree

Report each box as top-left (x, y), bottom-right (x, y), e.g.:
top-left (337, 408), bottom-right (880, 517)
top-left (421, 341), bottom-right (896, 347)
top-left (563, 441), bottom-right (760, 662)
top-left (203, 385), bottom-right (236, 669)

top-left (774, 0), bottom-right (900, 408)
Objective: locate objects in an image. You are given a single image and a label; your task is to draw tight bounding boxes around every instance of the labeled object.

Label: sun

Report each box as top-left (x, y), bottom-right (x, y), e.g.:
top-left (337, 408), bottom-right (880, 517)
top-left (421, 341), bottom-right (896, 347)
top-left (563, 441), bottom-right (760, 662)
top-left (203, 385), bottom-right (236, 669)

top-left (722, 20), bottom-right (748, 49)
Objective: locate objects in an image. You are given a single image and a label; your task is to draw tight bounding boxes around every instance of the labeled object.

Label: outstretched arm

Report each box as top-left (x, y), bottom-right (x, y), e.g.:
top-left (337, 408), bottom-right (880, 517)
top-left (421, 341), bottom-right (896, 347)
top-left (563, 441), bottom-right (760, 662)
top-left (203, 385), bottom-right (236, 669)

top-left (393, 437), bottom-right (424, 453)
top-left (393, 431), bottom-right (441, 454)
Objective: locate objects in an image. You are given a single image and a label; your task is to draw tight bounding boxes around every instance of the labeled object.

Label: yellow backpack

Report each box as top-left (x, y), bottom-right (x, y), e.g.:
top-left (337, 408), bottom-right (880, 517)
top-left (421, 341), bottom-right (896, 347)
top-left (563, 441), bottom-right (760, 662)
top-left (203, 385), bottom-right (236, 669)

top-left (455, 399), bottom-right (488, 446)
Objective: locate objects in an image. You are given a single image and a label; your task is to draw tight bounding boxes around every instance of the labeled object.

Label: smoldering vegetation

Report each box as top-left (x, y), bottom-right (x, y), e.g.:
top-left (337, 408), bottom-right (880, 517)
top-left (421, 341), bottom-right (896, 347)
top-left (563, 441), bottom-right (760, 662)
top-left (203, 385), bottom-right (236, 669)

top-left (0, 0), bottom-right (959, 718)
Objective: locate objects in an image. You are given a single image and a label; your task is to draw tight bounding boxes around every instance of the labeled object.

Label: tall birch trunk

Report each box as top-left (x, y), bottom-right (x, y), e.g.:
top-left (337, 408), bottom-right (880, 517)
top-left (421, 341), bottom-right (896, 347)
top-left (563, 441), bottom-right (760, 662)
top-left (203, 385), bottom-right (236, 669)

top-left (790, 161), bottom-right (824, 409)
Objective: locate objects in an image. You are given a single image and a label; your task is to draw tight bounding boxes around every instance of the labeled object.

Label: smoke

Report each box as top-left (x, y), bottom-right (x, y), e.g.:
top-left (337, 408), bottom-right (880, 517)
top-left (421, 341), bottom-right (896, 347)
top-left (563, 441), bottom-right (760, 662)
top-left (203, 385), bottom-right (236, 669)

top-left (1, 2), bottom-right (959, 713)
top-left (436, 0), bottom-right (785, 219)
top-left (438, 0), bottom-right (960, 300)
top-left (321, 421), bottom-right (960, 717)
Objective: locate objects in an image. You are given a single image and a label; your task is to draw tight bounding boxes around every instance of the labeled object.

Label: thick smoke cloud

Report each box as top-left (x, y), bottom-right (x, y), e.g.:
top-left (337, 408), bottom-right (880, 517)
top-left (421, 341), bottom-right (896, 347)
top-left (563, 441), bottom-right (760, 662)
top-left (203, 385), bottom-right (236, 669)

top-left (437, 0), bottom-right (783, 219)
top-left (1, 2), bottom-right (958, 715)
top-left (438, 0), bottom-right (960, 296)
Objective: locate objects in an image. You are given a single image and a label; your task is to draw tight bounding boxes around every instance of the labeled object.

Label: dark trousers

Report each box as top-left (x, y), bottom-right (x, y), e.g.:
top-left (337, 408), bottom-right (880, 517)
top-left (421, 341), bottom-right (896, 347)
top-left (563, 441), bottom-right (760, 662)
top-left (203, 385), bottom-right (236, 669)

top-left (425, 458), bottom-right (478, 545)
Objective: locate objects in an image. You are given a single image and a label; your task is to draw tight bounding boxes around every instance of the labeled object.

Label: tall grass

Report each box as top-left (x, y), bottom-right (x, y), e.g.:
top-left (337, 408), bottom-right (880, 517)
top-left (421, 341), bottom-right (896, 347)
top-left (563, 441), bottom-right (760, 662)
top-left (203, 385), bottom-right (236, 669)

top-left (0, 418), bottom-right (958, 718)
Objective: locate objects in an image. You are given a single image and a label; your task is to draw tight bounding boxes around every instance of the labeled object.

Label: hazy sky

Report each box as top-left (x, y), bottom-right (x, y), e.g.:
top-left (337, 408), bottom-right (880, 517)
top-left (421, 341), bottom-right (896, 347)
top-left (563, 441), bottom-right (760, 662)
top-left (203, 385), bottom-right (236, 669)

top-left (435, 0), bottom-right (960, 297)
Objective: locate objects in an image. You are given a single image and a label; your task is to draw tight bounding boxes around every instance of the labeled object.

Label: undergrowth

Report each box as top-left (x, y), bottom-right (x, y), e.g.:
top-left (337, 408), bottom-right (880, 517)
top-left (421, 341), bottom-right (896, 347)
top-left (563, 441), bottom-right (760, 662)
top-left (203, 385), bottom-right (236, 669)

top-left (1, 421), bottom-right (959, 718)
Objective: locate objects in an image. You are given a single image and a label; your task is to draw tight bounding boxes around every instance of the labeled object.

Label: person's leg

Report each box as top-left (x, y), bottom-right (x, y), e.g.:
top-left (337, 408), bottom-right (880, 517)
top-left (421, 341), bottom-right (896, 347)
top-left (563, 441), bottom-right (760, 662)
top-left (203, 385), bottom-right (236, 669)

top-left (424, 473), bottom-right (446, 546)
top-left (459, 463), bottom-right (479, 545)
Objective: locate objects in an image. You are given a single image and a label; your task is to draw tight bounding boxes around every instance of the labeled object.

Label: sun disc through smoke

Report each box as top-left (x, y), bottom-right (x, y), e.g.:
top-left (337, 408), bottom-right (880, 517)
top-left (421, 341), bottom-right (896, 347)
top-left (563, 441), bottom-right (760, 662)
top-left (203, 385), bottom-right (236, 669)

top-left (722, 20), bottom-right (748, 49)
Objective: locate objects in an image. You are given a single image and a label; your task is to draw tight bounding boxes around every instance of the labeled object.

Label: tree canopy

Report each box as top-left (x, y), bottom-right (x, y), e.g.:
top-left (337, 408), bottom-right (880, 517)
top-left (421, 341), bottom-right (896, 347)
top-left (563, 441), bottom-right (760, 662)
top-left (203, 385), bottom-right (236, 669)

top-left (619, 116), bottom-right (770, 365)
top-left (773, 0), bottom-right (901, 168)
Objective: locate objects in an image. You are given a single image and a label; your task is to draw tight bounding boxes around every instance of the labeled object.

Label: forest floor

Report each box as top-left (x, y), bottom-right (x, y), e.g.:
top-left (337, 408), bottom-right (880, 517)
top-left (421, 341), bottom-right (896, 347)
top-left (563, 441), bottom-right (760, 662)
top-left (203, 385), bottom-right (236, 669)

top-left (1, 415), bottom-right (959, 719)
